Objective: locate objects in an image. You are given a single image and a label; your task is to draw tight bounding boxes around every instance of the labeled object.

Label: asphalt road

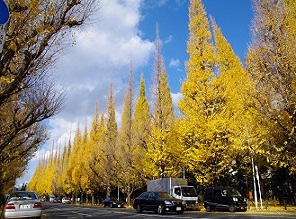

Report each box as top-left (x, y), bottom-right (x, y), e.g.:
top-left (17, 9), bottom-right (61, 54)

top-left (42, 203), bottom-right (296, 219)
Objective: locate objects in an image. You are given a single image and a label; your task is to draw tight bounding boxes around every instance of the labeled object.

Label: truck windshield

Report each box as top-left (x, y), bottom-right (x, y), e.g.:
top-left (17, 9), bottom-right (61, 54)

top-left (182, 187), bottom-right (197, 197)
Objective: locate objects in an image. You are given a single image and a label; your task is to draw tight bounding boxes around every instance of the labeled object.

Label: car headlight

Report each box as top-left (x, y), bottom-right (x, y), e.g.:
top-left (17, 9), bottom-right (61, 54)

top-left (164, 200), bottom-right (173, 205)
top-left (233, 197), bottom-right (238, 202)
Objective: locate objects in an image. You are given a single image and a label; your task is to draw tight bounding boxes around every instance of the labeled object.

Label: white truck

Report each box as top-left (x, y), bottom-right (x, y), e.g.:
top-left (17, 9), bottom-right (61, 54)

top-left (147, 177), bottom-right (198, 209)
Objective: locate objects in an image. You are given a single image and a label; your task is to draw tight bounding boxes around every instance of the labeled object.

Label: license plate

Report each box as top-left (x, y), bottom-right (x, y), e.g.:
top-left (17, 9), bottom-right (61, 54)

top-left (20, 205), bottom-right (30, 209)
top-left (176, 207), bottom-right (181, 211)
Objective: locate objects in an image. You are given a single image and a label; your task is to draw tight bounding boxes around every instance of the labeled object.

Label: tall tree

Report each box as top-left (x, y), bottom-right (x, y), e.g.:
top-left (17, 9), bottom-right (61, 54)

top-left (60, 135), bottom-right (73, 195)
top-left (0, 0), bottom-right (100, 203)
top-left (65, 123), bottom-right (83, 200)
top-left (285, 0), bottom-right (296, 39)
top-left (144, 24), bottom-right (175, 179)
top-left (152, 23), bottom-right (175, 130)
top-left (132, 73), bottom-right (151, 182)
top-left (103, 81), bottom-right (118, 197)
top-left (211, 19), bottom-right (261, 183)
top-left (27, 157), bottom-right (47, 195)
top-left (79, 122), bottom-right (91, 201)
top-left (87, 102), bottom-right (105, 203)
top-left (133, 73), bottom-right (151, 150)
top-left (176, 0), bottom-right (228, 185)
top-left (246, 0), bottom-right (296, 172)
top-left (90, 112), bottom-right (106, 196)
top-left (117, 62), bottom-right (137, 206)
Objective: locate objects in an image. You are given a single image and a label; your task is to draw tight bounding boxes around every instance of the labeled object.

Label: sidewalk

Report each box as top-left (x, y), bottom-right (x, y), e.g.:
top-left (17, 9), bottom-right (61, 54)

top-left (196, 204), bottom-right (296, 215)
top-left (245, 205), bottom-right (296, 215)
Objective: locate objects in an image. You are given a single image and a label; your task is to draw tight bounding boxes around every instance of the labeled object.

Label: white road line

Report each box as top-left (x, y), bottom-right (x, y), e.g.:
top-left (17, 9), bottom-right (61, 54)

top-left (75, 212), bottom-right (92, 217)
top-left (107, 211), bottom-right (211, 219)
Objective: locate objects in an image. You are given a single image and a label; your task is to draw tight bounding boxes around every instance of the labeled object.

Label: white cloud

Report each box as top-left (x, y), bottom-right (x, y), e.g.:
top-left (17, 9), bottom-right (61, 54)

top-left (51, 0), bottom-right (155, 129)
top-left (171, 92), bottom-right (183, 107)
top-left (17, 0), bottom-right (156, 184)
top-left (171, 92), bottom-right (183, 118)
top-left (175, 0), bottom-right (187, 7)
top-left (164, 35), bottom-right (173, 44)
top-left (48, 118), bottom-right (77, 144)
top-left (54, 0), bottom-right (154, 91)
top-left (169, 58), bottom-right (180, 68)
top-left (143, 0), bottom-right (169, 8)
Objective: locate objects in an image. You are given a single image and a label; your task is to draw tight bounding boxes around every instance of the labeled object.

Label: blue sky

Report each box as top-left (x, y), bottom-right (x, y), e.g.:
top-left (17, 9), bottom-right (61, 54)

top-left (16, 0), bottom-right (253, 186)
top-left (138, 0), bottom-right (253, 93)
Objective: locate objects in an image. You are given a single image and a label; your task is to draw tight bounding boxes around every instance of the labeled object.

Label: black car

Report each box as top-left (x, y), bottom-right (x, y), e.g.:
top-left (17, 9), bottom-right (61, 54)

top-left (133, 191), bottom-right (185, 215)
top-left (203, 187), bottom-right (247, 212)
top-left (102, 197), bottom-right (124, 208)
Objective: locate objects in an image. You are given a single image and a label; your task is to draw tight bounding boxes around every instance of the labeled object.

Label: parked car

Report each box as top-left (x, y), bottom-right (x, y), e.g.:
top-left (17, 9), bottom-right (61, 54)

top-left (203, 187), bottom-right (247, 212)
top-left (2, 191), bottom-right (42, 219)
top-left (49, 195), bottom-right (55, 203)
top-left (102, 197), bottom-right (124, 208)
top-left (62, 197), bottom-right (71, 204)
top-left (133, 191), bottom-right (185, 215)
top-left (54, 197), bottom-right (62, 203)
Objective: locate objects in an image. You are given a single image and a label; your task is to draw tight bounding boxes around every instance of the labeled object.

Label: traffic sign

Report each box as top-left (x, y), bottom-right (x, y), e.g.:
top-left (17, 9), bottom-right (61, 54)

top-left (0, 0), bottom-right (9, 24)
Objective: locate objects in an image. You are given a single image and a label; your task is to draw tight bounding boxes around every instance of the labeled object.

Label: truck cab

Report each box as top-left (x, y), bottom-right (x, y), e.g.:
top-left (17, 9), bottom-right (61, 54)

top-left (172, 185), bottom-right (198, 208)
top-left (147, 178), bottom-right (198, 209)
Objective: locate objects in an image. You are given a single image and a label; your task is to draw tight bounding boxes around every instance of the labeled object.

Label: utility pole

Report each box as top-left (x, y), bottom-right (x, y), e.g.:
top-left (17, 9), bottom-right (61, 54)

top-left (252, 156), bottom-right (258, 209)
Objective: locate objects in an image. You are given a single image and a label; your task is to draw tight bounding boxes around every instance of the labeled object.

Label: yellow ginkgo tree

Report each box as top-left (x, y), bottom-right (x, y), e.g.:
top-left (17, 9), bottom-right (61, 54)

top-left (246, 0), bottom-right (296, 172)
top-left (143, 24), bottom-right (176, 179)
top-left (176, 0), bottom-right (259, 186)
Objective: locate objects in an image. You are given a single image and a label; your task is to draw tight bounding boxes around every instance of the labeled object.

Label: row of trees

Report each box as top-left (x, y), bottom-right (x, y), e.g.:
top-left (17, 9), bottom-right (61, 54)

top-left (0, 0), bottom-right (101, 208)
top-left (27, 22), bottom-right (175, 206)
top-left (26, 0), bottom-right (296, 206)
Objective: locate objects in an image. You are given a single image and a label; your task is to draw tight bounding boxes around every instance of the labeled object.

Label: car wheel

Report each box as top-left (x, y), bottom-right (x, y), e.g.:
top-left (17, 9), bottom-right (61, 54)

top-left (206, 204), bottom-right (212, 212)
top-left (103, 203), bottom-right (106, 208)
top-left (229, 205), bottom-right (236, 212)
top-left (157, 204), bottom-right (165, 215)
top-left (136, 204), bottom-right (143, 213)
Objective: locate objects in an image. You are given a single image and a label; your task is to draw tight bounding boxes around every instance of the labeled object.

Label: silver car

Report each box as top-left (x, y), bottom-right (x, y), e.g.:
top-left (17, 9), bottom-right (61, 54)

top-left (62, 197), bottom-right (71, 204)
top-left (3, 191), bottom-right (42, 219)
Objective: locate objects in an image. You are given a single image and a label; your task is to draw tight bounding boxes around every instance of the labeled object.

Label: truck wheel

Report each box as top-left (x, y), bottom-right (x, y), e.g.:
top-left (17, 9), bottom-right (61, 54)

top-left (206, 204), bottom-right (212, 212)
top-left (157, 204), bottom-right (165, 215)
top-left (136, 204), bottom-right (143, 213)
top-left (229, 205), bottom-right (236, 212)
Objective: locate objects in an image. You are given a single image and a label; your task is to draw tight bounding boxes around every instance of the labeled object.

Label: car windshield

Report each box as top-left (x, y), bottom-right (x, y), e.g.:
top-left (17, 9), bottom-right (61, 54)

top-left (155, 192), bottom-right (173, 199)
top-left (228, 188), bottom-right (242, 197)
top-left (182, 187), bottom-right (197, 197)
top-left (9, 192), bottom-right (37, 201)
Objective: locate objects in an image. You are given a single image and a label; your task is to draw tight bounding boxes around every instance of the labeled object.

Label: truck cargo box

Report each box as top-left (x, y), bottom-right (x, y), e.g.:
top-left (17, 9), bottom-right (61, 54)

top-left (147, 178), bottom-right (187, 193)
